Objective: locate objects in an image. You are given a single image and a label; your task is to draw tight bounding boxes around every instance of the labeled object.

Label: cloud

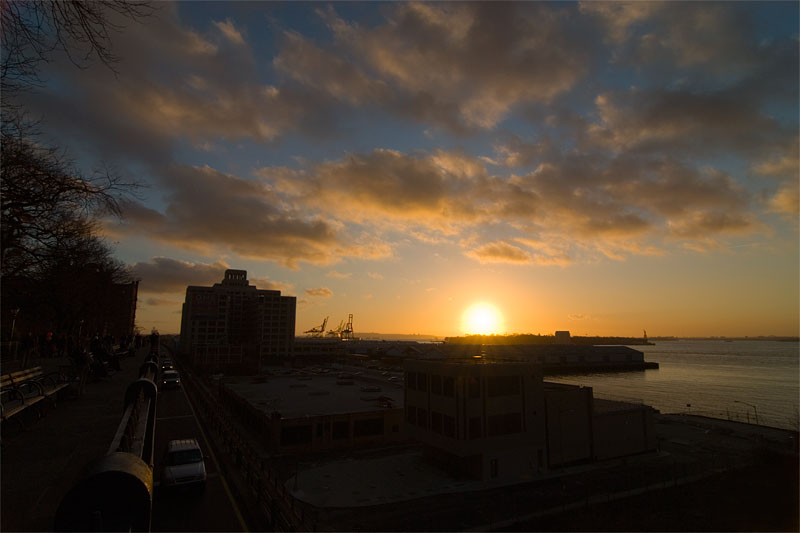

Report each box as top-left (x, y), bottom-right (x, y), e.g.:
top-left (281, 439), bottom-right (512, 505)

top-left (276, 3), bottom-right (591, 131)
top-left (114, 164), bottom-right (347, 268)
top-left (248, 276), bottom-right (294, 294)
top-left (589, 88), bottom-right (785, 158)
top-left (130, 257), bottom-right (230, 293)
top-left (144, 297), bottom-right (182, 307)
top-left (255, 142), bottom-right (770, 264)
top-left (305, 287), bottom-right (334, 298)
top-left (367, 272), bottom-right (384, 280)
top-left (213, 19), bottom-right (246, 46)
top-left (327, 271), bottom-right (352, 279)
top-left (568, 314), bottom-right (589, 321)
top-left (19, 2), bottom-right (343, 171)
top-left (768, 183), bottom-right (799, 216)
top-left (668, 211), bottom-right (761, 239)
top-left (583, 2), bottom-right (761, 72)
top-left (465, 241), bottom-right (532, 264)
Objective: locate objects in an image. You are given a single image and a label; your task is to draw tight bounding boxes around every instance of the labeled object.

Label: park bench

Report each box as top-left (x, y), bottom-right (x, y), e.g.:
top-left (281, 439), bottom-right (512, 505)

top-left (0, 366), bottom-right (70, 424)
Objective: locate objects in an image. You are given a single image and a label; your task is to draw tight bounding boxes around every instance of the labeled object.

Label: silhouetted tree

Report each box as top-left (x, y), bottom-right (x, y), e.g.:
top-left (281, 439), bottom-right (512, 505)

top-left (1, 1), bottom-right (151, 344)
top-left (1, 0), bottom-right (153, 97)
top-left (0, 129), bottom-right (136, 277)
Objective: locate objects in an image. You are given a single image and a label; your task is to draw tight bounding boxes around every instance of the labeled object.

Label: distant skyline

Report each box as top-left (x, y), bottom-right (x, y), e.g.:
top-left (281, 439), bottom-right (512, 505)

top-left (25, 2), bottom-right (799, 337)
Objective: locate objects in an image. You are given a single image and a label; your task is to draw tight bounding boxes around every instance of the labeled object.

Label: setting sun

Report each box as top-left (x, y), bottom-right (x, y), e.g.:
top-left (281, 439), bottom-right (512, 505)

top-left (462, 302), bottom-right (505, 335)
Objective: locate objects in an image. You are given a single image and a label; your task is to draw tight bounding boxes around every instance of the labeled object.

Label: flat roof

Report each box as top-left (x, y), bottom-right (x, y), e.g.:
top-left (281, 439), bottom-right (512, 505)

top-left (593, 398), bottom-right (645, 414)
top-left (223, 371), bottom-right (404, 419)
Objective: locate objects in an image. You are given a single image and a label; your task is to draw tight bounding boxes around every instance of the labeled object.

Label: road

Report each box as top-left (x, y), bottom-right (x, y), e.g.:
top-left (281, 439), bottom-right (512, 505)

top-left (151, 367), bottom-right (248, 532)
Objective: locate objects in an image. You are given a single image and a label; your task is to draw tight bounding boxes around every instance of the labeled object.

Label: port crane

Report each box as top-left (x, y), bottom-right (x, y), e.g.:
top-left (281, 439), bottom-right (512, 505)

top-left (341, 314), bottom-right (354, 340)
top-left (304, 316), bottom-right (328, 337)
top-left (323, 314), bottom-right (355, 339)
top-left (326, 319), bottom-right (345, 338)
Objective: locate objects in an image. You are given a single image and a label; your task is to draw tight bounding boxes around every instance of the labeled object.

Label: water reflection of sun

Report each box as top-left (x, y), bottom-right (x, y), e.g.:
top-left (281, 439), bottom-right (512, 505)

top-left (462, 302), bottom-right (504, 335)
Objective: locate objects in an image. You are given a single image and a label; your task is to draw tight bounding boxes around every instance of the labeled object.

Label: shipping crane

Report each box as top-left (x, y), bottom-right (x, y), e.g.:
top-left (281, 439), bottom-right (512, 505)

top-left (304, 316), bottom-right (328, 337)
top-left (326, 319), bottom-right (345, 338)
top-left (341, 314), bottom-right (354, 340)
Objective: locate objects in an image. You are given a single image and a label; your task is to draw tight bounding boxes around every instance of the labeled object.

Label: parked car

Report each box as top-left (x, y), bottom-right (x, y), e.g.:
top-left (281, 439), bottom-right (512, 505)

top-left (161, 439), bottom-right (207, 490)
top-left (161, 370), bottom-right (180, 389)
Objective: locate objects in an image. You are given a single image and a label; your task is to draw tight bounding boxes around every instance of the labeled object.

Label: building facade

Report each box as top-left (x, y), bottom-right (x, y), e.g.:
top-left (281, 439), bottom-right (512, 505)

top-left (180, 270), bottom-right (295, 372)
top-left (404, 359), bottom-right (658, 480)
top-left (404, 359), bottom-right (548, 480)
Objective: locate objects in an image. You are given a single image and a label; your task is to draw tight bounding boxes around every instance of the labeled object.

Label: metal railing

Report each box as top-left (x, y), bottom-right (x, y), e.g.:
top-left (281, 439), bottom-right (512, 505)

top-left (54, 348), bottom-right (159, 532)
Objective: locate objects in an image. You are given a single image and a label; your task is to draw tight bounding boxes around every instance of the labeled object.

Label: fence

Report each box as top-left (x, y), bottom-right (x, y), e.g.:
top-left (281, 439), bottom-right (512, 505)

top-left (180, 369), bottom-right (319, 531)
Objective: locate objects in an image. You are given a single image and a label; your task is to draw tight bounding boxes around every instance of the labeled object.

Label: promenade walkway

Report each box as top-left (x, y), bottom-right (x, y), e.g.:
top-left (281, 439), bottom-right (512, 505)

top-left (1, 348), bottom-right (146, 532)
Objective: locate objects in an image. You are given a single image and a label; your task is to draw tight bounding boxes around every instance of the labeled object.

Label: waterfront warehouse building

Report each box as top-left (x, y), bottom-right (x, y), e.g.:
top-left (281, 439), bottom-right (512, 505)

top-left (179, 269), bottom-right (296, 372)
top-left (404, 359), bottom-right (657, 480)
top-left (405, 359), bottom-right (548, 480)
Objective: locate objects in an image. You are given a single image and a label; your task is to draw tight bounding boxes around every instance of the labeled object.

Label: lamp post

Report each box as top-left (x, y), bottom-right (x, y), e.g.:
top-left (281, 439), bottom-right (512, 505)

top-left (734, 400), bottom-right (759, 425)
top-left (9, 308), bottom-right (20, 360)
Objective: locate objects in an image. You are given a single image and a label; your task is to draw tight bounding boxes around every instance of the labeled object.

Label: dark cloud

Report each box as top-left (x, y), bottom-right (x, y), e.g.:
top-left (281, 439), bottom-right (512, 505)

top-left (274, 3), bottom-right (592, 132)
top-left (583, 2), bottom-right (761, 73)
top-left (115, 164), bottom-right (347, 267)
top-left (131, 257), bottom-right (230, 293)
top-left (589, 87), bottom-right (787, 158)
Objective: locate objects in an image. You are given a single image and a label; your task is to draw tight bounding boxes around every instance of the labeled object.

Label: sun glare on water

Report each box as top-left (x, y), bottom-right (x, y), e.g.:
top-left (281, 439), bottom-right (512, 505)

top-left (462, 302), bottom-right (504, 335)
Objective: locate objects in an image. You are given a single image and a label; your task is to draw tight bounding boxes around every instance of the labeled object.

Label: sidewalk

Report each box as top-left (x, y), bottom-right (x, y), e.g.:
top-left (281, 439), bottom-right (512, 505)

top-left (1, 348), bottom-right (147, 532)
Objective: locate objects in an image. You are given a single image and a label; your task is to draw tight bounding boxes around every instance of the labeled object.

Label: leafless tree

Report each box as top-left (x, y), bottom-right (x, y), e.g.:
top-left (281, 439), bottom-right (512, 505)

top-left (1, 0), bottom-right (154, 96)
top-left (0, 128), bottom-right (137, 278)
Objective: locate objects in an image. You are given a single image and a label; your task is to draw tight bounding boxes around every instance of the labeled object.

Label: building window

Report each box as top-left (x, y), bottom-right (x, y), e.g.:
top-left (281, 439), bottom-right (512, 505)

top-left (443, 415), bottom-right (455, 438)
top-left (406, 406), bottom-right (417, 425)
top-left (280, 425), bottom-right (312, 446)
top-left (469, 417), bottom-right (482, 440)
top-left (431, 411), bottom-right (443, 434)
top-left (467, 377), bottom-right (480, 399)
top-left (443, 376), bottom-right (455, 397)
top-left (490, 458), bottom-right (498, 478)
top-left (417, 373), bottom-right (428, 391)
top-left (487, 412), bottom-right (522, 436)
top-left (487, 376), bottom-right (520, 397)
top-left (417, 408), bottom-right (428, 429)
top-left (354, 418), bottom-right (384, 437)
top-left (332, 421), bottom-right (349, 440)
top-left (407, 372), bottom-right (417, 390)
top-left (431, 375), bottom-right (442, 395)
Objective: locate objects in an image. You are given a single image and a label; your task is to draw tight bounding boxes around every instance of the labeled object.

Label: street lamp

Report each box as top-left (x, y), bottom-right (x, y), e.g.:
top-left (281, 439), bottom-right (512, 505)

top-left (734, 400), bottom-right (759, 425)
top-left (9, 307), bottom-right (20, 338)
top-left (10, 308), bottom-right (20, 360)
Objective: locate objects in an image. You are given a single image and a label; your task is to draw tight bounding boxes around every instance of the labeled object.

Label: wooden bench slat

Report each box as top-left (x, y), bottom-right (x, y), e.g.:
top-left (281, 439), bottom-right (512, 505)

top-left (1, 366), bottom-right (69, 423)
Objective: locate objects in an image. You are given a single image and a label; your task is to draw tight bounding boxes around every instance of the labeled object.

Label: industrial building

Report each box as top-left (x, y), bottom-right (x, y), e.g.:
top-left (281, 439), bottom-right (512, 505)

top-left (219, 370), bottom-right (405, 453)
top-left (404, 359), bottom-right (657, 480)
top-left (179, 269), bottom-right (296, 372)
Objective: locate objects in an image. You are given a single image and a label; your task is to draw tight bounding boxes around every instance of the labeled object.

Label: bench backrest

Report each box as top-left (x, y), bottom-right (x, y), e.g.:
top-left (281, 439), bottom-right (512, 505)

top-left (1, 367), bottom-right (45, 389)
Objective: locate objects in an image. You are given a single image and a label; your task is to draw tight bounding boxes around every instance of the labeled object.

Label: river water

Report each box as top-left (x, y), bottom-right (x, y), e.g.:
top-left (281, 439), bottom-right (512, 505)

top-left (546, 340), bottom-right (799, 431)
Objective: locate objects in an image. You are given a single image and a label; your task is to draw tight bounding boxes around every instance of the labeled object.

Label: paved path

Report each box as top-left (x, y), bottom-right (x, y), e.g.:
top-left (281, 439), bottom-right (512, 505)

top-left (1, 349), bottom-right (145, 532)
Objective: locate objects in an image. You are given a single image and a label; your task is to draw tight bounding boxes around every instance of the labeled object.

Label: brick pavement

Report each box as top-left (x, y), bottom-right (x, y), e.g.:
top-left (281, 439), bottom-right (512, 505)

top-left (1, 348), bottom-right (147, 532)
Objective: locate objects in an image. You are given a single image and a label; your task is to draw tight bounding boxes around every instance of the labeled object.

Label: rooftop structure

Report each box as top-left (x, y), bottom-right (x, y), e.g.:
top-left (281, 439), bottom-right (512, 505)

top-left (219, 370), bottom-right (405, 452)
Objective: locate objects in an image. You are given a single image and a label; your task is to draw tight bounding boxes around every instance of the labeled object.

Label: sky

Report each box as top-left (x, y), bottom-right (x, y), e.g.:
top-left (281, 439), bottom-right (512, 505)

top-left (24, 1), bottom-right (799, 337)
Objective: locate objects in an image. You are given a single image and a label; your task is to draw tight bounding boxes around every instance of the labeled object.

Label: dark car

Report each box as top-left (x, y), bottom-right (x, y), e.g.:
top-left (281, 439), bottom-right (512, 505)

top-left (161, 370), bottom-right (180, 389)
